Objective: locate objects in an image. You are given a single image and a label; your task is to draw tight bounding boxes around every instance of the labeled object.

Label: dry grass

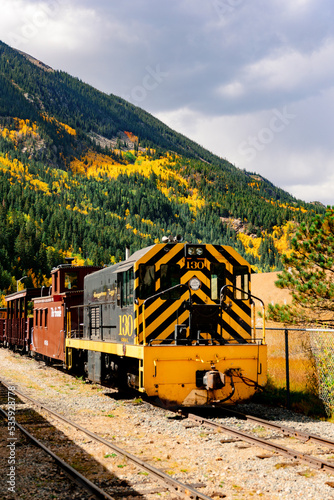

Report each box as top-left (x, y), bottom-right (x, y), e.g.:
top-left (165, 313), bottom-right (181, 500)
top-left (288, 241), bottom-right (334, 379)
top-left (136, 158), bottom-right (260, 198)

top-left (265, 328), bottom-right (315, 391)
top-left (253, 325), bottom-right (330, 417)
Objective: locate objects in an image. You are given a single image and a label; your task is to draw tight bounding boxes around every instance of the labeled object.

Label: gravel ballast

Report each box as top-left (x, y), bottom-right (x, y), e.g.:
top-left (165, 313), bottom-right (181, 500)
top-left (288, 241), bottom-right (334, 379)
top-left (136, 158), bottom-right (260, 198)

top-left (1, 348), bottom-right (334, 499)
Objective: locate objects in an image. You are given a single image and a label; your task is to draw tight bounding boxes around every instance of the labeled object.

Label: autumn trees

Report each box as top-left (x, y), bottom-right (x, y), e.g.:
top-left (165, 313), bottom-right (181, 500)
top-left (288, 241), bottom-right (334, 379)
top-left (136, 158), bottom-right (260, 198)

top-left (0, 39), bottom-right (326, 304)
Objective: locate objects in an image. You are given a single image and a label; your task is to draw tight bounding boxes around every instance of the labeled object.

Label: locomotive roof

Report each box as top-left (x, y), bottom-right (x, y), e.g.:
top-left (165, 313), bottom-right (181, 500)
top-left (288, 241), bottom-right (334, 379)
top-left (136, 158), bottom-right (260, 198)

top-left (84, 245), bottom-right (155, 279)
top-left (115, 245), bottom-right (155, 272)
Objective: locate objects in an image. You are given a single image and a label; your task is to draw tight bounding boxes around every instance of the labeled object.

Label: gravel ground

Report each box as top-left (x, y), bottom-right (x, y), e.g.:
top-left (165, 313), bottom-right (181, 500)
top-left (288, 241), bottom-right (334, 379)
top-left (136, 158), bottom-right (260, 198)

top-left (1, 348), bottom-right (334, 499)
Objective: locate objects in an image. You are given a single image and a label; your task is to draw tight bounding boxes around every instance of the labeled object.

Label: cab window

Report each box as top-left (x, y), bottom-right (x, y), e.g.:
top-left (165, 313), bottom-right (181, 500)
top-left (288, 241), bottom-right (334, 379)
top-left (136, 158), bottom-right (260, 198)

top-left (138, 265), bottom-right (155, 299)
top-left (117, 268), bottom-right (134, 307)
top-left (160, 264), bottom-right (181, 299)
top-left (211, 263), bottom-right (226, 301)
top-left (161, 264), bottom-right (180, 290)
top-left (121, 268), bottom-right (134, 307)
top-left (234, 266), bottom-right (249, 300)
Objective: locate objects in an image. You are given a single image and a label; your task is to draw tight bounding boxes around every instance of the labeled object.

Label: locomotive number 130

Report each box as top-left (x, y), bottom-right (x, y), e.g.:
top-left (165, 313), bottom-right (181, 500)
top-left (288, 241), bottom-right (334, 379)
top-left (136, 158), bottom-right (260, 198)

top-left (119, 314), bottom-right (134, 337)
top-left (186, 259), bottom-right (205, 270)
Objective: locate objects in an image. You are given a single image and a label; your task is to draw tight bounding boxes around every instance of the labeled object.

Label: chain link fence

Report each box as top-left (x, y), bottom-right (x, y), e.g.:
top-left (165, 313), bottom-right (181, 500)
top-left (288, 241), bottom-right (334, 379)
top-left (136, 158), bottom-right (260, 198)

top-left (262, 327), bottom-right (334, 415)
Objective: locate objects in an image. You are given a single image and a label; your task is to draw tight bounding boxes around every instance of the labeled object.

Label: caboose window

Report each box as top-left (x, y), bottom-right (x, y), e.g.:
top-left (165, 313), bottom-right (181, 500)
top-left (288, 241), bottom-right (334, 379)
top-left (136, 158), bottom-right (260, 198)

top-left (65, 272), bottom-right (78, 290)
top-left (138, 265), bottom-right (155, 299)
top-left (44, 308), bottom-right (48, 328)
top-left (234, 266), bottom-right (249, 300)
top-left (211, 263), bottom-right (226, 301)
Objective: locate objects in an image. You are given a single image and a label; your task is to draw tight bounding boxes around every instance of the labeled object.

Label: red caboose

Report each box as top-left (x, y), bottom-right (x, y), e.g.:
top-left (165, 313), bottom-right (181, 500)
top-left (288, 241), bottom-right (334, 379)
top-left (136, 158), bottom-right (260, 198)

top-left (0, 307), bottom-right (7, 345)
top-left (31, 262), bottom-right (100, 362)
top-left (5, 289), bottom-right (42, 351)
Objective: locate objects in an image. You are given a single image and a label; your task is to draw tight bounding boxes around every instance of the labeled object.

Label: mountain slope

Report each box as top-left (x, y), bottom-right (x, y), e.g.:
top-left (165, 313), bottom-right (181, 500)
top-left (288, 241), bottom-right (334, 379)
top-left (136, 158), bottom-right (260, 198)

top-left (1, 41), bottom-right (231, 167)
top-left (0, 40), bottom-right (324, 299)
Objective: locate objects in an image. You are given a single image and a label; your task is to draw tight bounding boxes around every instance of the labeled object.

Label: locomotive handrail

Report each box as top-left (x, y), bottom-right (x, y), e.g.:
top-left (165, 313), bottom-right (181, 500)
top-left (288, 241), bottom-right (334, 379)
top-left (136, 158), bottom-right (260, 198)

top-left (220, 285), bottom-right (266, 344)
top-left (141, 284), bottom-right (192, 345)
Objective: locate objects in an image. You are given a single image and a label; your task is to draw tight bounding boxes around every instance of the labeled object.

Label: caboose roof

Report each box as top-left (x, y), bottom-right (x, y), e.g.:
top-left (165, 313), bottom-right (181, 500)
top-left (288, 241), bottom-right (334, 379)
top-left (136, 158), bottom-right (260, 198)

top-left (5, 288), bottom-right (42, 302)
top-left (51, 265), bottom-right (102, 274)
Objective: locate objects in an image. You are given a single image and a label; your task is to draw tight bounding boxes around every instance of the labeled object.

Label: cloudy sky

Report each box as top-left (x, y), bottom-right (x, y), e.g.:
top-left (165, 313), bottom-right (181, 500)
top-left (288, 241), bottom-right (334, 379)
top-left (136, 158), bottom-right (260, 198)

top-left (1, 0), bottom-right (334, 205)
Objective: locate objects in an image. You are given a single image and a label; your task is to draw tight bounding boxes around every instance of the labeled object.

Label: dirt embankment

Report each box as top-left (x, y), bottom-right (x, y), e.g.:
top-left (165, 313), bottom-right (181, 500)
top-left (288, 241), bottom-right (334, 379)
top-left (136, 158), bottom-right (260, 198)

top-left (251, 272), bottom-right (292, 307)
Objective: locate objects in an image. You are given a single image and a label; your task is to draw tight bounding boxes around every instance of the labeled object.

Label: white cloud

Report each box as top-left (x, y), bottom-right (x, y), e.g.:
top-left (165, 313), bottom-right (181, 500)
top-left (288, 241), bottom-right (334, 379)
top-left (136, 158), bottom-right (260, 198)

top-left (243, 39), bottom-right (334, 95)
top-left (156, 89), bottom-right (334, 206)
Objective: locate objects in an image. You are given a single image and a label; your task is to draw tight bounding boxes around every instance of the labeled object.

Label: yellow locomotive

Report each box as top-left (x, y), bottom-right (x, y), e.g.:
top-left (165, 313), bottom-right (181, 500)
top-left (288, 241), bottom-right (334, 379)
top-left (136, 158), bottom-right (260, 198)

top-left (66, 240), bottom-right (267, 407)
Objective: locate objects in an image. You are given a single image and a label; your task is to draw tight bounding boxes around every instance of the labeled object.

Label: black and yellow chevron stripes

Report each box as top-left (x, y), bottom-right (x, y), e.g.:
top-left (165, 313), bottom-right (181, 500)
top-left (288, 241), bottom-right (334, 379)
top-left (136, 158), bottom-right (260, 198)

top-left (134, 243), bottom-right (252, 345)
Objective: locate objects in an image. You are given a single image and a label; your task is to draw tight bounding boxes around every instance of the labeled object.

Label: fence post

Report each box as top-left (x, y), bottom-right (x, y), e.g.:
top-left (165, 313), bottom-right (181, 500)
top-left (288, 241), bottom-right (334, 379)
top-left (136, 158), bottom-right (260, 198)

top-left (285, 328), bottom-right (291, 409)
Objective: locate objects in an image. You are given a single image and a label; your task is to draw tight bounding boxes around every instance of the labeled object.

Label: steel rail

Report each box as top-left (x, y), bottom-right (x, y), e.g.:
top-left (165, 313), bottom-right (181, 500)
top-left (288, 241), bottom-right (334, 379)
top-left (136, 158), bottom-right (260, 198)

top-left (187, 413), bottom-right (334, 473)
top-left (0, 380), bottom-right (213, 500)
top-left (0, 405), bottom-right (114, 500)
top-left (216, 406), bottom-right (334, 450)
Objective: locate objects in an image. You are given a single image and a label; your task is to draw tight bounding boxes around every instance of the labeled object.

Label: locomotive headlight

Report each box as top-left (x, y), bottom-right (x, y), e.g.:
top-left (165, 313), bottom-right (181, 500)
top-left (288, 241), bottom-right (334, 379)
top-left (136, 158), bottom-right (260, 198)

top-left (189, 277), bottom-right (201, 291)
top-left (188, 247), bottom-right (194, 255)
top-left (196, 247), bottom-right (203, 256)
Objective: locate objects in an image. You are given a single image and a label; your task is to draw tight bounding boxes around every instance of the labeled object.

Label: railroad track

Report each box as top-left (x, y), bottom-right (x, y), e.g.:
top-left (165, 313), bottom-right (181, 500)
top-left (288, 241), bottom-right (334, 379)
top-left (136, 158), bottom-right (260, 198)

top-left (217, 405), bottom-right (334, 450)
top-left (180, 406), bottom-right (334, 474)
top-left (0, 379), bottom-right (213, 500)
top-left (2, 346), bottom-right (334, 499)
top-left (0, 404), bottom-right (115, 499)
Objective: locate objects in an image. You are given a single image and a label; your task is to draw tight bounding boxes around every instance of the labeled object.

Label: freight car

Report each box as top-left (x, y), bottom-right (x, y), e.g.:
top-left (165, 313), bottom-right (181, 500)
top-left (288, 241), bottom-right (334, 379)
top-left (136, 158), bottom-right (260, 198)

top-left (66, 240), bottom-right (267, 407)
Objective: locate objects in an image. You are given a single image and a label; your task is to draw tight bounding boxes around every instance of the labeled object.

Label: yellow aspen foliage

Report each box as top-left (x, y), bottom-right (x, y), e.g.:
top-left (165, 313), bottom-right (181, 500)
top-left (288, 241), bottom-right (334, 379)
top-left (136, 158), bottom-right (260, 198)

top-left (248, 181), bottom-right (261, 190)
top-left (62, 247), bottom-right (89, 266)
top-left (26, 269), bottom-right (42, 288)
top-left (0, 154), bottom-right (51, 195)
top-left (262, 197), bottom-right (310, 214)
top-left (41, 114), bottom-right (76, 136)
top-left (141, 218), bottom-right (155, 226)
top-left (0, 294), bottom-right (6, 308)
top-left (30, 178), bottom-right (50, 193)
top-left (238, 221), bottom-right (295, 259)
top-left (0, 118), bottom-right (39, 146)
top-left (271, 222), bottom-right (295, 256)
top-left (238, 233), bottom-right (262, 258)
top-left (69, 151), bottom-right (206, 214)
top-left (72, 206), bottom-right (89, 215)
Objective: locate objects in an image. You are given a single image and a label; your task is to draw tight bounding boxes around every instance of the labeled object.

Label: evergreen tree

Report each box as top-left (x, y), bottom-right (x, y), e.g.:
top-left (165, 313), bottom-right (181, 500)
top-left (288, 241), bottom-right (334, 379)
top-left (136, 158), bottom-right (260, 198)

top-left (272, 207), bottom-right (334, 325)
